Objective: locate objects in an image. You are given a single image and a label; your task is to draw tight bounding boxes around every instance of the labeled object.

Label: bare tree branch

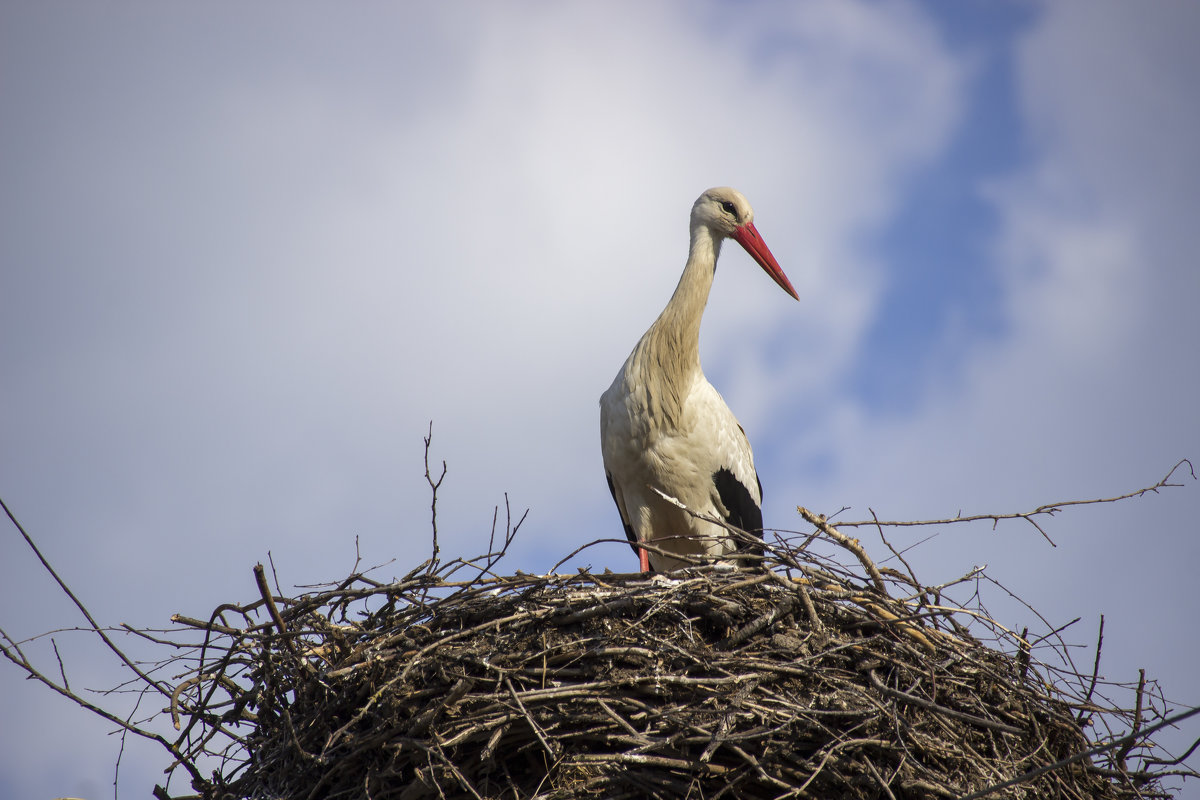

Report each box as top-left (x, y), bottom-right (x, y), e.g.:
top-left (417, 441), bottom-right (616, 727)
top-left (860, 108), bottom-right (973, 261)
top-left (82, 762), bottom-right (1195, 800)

top-left (958, 704), bottom-right (1200, 800)
top-left (1, 495), bottom-right (173, 699)
top-left (834, 459), bottom-right (1195, 546)
top-left (424, 421), bottom-right (447, 569)
top-left (2, 456), bottom-right (1194, 798)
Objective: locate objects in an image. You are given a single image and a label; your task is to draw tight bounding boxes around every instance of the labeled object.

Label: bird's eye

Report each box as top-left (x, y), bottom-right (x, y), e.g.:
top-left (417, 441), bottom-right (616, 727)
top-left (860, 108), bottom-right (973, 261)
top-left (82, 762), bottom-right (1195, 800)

top-left (720, 201), bottom-right (737, 217)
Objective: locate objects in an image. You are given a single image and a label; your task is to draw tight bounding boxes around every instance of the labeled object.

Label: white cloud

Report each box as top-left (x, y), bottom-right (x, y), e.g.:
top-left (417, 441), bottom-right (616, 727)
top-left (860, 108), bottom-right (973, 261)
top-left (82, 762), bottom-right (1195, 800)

top-left (0, 2), bottom-right (968, 790)
top-left (781, 0), bottom-right (1200, 784)
top-left (4, 1), bottom-right (1197, 796)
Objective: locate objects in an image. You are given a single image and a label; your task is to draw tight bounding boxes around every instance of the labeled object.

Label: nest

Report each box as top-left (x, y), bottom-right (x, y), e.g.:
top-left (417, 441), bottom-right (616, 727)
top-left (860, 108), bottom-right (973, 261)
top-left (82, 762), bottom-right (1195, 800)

top-left (158, 517), bottom-right (1180, 800)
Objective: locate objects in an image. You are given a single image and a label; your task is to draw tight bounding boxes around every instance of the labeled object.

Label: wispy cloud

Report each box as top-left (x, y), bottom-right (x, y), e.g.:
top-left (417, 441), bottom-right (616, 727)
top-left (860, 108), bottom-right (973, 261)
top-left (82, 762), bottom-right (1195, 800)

top-left (1, 2), bottom-right (1196, 796)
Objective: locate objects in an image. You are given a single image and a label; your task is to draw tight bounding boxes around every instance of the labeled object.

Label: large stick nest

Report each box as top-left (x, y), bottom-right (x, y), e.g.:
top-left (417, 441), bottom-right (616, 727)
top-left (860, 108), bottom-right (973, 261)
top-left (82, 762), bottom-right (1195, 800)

top-left (162, 520), bottom-right (1178, 800)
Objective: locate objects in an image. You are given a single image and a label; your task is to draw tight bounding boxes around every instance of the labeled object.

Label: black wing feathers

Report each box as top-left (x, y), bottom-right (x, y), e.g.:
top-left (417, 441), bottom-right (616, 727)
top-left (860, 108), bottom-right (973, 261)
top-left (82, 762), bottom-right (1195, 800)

top-left (712, 467), bottom-right (764, 554)
top-left (606, 472), bottom-right (640, 555)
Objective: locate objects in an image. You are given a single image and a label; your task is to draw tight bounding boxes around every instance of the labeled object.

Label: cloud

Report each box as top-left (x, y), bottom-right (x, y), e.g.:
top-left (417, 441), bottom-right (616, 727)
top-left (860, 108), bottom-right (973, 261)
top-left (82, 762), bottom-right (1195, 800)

top-left (774, 0), bottom-right (1200, 784)
top-left (0, 2), bottom-right (967, 792)
top-left (3, 1), bottom-right (1197, 796)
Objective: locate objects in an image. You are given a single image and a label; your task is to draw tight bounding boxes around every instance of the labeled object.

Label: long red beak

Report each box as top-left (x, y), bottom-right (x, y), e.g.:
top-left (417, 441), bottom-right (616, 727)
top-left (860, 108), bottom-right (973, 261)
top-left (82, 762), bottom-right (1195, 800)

top-left (732, 221), bottom-right (799, 300)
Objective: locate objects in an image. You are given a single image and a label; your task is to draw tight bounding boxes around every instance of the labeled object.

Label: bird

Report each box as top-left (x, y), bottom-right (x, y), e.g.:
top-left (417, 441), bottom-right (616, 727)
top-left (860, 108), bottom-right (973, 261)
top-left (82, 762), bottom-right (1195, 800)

top-left (600, 187), bottom-right (798, 573)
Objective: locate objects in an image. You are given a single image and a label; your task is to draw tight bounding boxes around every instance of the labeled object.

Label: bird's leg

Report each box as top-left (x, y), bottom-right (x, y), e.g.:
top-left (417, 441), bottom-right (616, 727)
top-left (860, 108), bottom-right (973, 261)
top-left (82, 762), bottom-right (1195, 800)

top-left (638, 546), bottom-right (651, 574)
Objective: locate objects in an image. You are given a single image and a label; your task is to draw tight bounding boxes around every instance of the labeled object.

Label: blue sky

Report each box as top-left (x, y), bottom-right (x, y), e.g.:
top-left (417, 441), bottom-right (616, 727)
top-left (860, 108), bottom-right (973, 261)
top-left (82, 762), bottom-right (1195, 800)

top-left (2, 2), bottom-right (1198, 797)
top-left (858, 10), bottom-right (1026, 414)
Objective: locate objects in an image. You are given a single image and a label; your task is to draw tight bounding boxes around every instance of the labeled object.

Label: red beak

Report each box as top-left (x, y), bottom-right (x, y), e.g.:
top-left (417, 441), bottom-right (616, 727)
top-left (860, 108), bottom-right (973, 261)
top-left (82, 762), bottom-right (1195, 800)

top-left (732, 221), bottom-right (799, 300)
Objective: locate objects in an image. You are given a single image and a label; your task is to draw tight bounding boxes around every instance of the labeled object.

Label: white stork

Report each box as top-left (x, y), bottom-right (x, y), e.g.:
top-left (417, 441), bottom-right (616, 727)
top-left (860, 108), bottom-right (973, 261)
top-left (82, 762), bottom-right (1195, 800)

top-left (600, 187), bottom-right (798, 573)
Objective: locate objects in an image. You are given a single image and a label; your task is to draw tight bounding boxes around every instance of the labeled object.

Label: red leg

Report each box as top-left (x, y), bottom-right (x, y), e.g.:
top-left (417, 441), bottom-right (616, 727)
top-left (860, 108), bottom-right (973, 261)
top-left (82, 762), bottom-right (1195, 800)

top-left (639, 546), bottom-right (651, 573)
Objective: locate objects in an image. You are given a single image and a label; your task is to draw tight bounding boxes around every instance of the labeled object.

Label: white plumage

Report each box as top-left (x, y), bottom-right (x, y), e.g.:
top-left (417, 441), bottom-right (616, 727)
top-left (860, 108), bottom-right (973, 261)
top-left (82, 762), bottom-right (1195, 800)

top-left (600, 187), bottom-right (798, 572)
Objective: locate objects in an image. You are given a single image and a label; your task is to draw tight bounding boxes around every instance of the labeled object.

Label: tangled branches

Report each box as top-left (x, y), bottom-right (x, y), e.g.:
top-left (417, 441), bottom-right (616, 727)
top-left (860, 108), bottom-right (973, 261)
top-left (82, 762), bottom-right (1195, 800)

top-left (144, 526), bottom-right (1193, 800)
top-left (1, 461), bottom-right (1197, 799)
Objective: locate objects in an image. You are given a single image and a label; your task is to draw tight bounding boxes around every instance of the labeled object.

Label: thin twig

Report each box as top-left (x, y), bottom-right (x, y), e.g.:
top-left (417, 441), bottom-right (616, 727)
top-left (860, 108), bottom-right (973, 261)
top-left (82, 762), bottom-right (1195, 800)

top-left (423, 421), bottom-right (447, 569)
top-left (0, 495), bottom-right (173, 699)
top-left (867, 670), bottom-right (1023, 735)
top-left (797, 506), bottom-right (888, 596)
top-left (836, 460), bottom-right (1195, 546)
top-left (1079, 615), bottom-right (1105, 725)
top-left (958, 705), bottom-right (1200, 800)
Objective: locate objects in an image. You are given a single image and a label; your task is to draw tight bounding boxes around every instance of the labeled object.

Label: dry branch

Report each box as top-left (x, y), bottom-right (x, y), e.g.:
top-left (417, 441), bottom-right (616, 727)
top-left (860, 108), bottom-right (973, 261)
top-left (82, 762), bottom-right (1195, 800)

top-left (835, 459), bottom-right (1195, 543)
top-left (135, 535), bottom-right (1191, 799)
top-left (1, 460), bottom-right (1196, 799)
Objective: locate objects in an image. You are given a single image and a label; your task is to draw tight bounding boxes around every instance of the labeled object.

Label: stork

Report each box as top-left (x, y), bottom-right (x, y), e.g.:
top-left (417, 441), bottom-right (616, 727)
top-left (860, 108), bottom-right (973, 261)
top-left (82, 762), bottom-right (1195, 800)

top-left (600, 187), bottom-right (798, 573)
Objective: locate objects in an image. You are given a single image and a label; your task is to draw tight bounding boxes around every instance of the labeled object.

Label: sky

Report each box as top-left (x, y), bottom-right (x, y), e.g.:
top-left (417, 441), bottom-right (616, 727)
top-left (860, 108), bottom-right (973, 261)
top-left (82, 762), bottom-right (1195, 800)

top-left (1, 1), bottom-right (1198, 797)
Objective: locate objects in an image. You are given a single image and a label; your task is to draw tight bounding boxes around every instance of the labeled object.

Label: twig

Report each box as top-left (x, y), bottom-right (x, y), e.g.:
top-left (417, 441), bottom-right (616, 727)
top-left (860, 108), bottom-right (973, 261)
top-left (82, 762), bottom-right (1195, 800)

top-left (835, 459), bottom-right (1195, 545)
top-left (871, 508), bottom-right (920, 590)
top-left (797, 507), bottom-right (888, 596)
top-left (503, 677), bottom-right (560, 760)
top-left (1144, 732), bottom-right (1200, 769)
top-left (0, 624), bottom-right (206, 788)
top-left (718, 597), bottom-right (796, 649)
top-left (1017, 626), bottom-right (1031, 683)
top-left (1078, 615), bottom-right (1105, 725)
top-left (423, 421), bottom-right (447, 569)
top-left (254, 564), bottom-right (290, 642)
top-left (958, 704), bottom-right (1200, 800)
top-left (1116, 668), bottom-right (1147, 770)
top-left (51, 638), bottom-right (70, 693)
top-left (865, 756), bottom-right (899, 800)
top-left (5, 459), bottom-right (1194, 798)
top-left (0, 495), bottom-right (172, 699)
top-left (867, 670), bottom-right (1023, 735)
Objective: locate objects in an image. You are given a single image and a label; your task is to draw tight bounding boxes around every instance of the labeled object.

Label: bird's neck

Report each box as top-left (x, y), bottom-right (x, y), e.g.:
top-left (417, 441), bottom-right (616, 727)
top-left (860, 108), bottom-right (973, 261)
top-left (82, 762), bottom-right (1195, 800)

top-left (655, 224), bottom-right (720, 362)
top-left (631, 225), bottom-right (720, 418)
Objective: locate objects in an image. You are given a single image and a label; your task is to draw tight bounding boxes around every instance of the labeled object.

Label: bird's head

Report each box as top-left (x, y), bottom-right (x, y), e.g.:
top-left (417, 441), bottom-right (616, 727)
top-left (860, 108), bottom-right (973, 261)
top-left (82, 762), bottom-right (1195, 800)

top-left (692, 187), bottom-right (799, 300)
